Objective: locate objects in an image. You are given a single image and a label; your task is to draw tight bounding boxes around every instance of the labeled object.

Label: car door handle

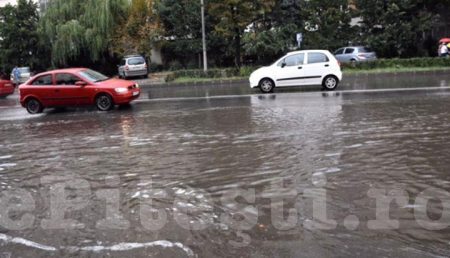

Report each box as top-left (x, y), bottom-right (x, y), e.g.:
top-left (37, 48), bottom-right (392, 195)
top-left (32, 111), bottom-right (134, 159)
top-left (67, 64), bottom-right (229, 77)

top-left (325, 64), bottom-right (330, 67)
top-left (298, 66), bottom-right (303, 69)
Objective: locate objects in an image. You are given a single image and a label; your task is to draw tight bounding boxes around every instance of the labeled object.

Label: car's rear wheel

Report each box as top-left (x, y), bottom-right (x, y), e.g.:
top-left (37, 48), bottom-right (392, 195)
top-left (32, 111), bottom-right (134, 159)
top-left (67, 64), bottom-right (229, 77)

top-left (322, 76), bottom-right (339, 91)
top-left (26, 98), bottom-right (43, 114)
top-left (259, 78), bottom-right (275, 94)
top-left (95, 94), bottom-right (114, 111)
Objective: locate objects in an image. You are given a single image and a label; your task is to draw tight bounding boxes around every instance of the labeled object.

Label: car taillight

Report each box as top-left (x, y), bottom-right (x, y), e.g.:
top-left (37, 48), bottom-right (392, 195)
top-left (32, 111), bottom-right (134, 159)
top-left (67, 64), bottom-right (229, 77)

top-left (358, 54), bottom-right (367, 59)
top-left (125, 65), bottom-right (129, 71)
top-left (338, 61), bottom-right (341, 67)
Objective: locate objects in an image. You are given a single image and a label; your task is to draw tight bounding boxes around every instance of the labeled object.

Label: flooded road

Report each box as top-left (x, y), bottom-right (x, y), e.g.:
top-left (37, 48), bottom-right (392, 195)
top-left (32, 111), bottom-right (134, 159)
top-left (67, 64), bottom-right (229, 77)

top-left (144, 71), bottom-right (450, 99)
top-left (1, 74), bottom-right (450, 257)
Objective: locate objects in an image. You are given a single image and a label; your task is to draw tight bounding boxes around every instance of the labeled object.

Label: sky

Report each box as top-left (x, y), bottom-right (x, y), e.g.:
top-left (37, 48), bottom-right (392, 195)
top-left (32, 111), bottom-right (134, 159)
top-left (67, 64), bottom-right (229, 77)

top-left (0, 0), bottom-right (15, 7)
top-left (0, 0), bottom-right (38, 7)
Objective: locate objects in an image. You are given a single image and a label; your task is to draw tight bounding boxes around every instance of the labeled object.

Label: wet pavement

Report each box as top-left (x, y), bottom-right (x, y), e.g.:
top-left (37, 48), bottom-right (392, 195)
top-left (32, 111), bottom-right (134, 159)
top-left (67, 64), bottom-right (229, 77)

top-left (1, 73), bottom-right (450, 257)
top-left (143, 71), bottom-right (450, 99)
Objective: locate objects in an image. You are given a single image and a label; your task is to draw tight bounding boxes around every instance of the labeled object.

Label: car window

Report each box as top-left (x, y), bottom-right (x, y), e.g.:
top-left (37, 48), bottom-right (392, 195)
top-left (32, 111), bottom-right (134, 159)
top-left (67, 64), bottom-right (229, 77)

top-left (56, 73), bottom-right (81, 85)
top-left (280, 54), bottom-right (304, 67)
top-left (307, 53), bottom-right (329, 64)
top-left (19, 67), bottom-right (30, 73)
top-left (335, 49), bottom-right (344, 55)
top-left (127, 57), bottom-right (145, 65)
top-left (344, 48), bottom-right (355, 54)
top-left (359, 47), bottom-right (373, 53)
top-left (31, 74), bottom-right (53, 86)
top-left (78, 69), bottom-right (109, 83)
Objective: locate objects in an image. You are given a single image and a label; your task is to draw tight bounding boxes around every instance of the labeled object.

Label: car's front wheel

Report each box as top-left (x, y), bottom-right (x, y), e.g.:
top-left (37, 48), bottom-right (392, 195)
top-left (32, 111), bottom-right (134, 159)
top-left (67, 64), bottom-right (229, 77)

top-left (26, 98), bottom-right (43, 114)
top-left (95, 94), bottom-right (114, 111)
top-left (259, 78), bottom-right (275, 94)
top-left (322, 76), bottom-right (339, 91)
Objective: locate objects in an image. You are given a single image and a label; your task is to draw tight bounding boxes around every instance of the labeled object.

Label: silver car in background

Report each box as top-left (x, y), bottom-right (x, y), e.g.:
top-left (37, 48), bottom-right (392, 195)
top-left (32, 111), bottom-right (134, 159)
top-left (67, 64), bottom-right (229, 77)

top-left (118, 55), bottom-right (148, 79)
top-left (10, 67), bottom-right (31, 85)
top-left (334, 46), bottom-right (377, 63)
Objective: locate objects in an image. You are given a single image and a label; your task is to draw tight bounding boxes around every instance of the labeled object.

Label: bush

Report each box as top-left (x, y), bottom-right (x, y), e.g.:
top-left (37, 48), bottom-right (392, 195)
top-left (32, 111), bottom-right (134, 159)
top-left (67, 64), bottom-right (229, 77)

top-left (342, 57), bottom-right (450, 70)
top-left (148, 63), bottom-right (164, 73)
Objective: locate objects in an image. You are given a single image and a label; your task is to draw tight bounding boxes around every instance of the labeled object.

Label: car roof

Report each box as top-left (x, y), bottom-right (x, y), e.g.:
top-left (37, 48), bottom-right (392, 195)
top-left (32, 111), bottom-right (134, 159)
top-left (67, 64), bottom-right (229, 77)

top-left (286, 50), bottom-right (331, 55)
top-left (46, 68), bottom-right (87, 74)
top-left (31, 68), bottom-right (88, 78)
top-left (124, 55), bottom-right (144, 59)
top-left (342, 46), bottom-right (369, 49)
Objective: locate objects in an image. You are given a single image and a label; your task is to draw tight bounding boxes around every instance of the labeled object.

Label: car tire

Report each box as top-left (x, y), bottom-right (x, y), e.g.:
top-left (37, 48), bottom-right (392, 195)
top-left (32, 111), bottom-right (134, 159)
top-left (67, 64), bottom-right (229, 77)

top-left (95, 94), bottom-right (114, 111)
top-left (26, 98), bottom-right (44, 114)
top-left (322, 76), bottom-right (339, 91)
top-left (259, 78), bottom-right (275, 94)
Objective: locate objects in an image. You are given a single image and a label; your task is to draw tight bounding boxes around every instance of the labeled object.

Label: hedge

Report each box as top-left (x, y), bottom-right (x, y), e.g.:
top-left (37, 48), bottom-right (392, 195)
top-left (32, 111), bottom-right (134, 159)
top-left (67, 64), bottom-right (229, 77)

top-left (165, 57), bottom-right (450, 82)
top-left (342, 57), bottom-right (450, 70)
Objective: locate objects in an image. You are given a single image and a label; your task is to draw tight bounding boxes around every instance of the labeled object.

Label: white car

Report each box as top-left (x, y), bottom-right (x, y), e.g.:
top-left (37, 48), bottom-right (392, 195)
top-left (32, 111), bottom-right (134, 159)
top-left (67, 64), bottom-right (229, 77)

top-left (249, 50), bottom-right (343, 93)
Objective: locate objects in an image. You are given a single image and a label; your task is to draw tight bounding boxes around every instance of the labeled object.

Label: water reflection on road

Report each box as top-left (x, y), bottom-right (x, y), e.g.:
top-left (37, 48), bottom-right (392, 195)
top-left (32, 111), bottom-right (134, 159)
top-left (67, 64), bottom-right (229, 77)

top-left (1, 82), bottom-right (450, 257)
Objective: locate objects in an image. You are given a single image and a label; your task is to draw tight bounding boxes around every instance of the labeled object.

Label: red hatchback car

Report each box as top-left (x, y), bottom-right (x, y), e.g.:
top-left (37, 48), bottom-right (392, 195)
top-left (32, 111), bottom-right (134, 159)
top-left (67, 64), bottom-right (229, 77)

top-left (0, 79), bottom-right (15, 98)
top-left (19, 68), bottom-right (141, 114)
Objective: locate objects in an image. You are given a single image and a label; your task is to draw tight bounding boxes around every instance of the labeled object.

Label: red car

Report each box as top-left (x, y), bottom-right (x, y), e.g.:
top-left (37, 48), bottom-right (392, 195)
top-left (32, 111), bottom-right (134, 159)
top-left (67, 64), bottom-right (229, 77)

top-left (0, 79), bottom-right (15, 98)
top-left (19, 68), bottom-right (141, 114)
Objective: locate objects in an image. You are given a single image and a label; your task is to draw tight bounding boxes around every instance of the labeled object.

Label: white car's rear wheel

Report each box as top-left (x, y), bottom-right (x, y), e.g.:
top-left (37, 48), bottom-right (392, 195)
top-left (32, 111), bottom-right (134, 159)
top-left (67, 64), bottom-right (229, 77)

top-left (323, 76), bottom-right (339, 91)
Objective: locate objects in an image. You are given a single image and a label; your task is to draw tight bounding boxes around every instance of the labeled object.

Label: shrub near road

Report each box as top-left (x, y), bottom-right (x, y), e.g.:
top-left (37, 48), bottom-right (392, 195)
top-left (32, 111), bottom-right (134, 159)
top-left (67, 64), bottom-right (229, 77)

top-left (163, 57), bottom-right (450, 83)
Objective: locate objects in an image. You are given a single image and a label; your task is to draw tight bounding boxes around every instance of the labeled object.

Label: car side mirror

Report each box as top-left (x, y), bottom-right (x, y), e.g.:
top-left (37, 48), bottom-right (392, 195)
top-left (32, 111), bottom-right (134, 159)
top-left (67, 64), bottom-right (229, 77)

top-left (281, 63), bottom-right (287, 68)
top-left (75, 81), bottom-right (87, 87)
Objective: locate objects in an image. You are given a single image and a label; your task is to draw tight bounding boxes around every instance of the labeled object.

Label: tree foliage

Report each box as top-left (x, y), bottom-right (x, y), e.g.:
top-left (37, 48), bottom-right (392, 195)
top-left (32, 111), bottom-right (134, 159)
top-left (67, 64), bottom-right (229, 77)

top-left (355, 0), bottom-right (441, 57)
top-left (113, 0), bottom-right (160, 57)
top-left (209, 0), bottom-right (276, 67)
top-left (300, 0), bottom-right (354, 51)
top-left (40, 0), bottom-right (129, 66)
top-left (0, 0), bottom-right (41, 73)
top-left (156, 0), bottom-right (203, 68)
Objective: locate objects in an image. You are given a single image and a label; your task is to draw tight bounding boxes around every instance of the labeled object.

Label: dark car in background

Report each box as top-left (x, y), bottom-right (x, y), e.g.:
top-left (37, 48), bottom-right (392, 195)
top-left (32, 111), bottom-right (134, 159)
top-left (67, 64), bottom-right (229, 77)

top-left (334, 46), bottom-right (377, 63)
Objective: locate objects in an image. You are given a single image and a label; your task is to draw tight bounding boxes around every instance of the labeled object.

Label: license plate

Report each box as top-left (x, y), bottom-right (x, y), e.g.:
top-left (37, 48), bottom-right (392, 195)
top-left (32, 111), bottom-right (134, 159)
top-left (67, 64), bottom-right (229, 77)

top-left (132, 91), bottom-right (139, 96)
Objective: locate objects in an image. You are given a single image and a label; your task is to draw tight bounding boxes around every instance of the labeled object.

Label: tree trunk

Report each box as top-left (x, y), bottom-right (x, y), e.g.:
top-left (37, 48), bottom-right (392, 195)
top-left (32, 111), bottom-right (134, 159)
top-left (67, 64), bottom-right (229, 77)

top-left (234, 28), bottom-right (241, 68)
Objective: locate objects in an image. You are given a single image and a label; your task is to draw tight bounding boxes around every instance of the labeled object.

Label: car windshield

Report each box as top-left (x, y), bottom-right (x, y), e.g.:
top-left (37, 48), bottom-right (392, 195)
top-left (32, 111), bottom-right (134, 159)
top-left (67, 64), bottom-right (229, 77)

top-left (128, 57), bottom-right (145, 65)
top-left (19, 67), bottom-right (30, 73)
top-left (78, 69), bottom-right (110, 83)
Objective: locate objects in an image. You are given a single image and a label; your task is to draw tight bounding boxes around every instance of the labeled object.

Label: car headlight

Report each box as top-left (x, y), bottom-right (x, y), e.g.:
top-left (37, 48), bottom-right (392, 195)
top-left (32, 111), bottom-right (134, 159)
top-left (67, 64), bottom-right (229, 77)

top-left (135, 83), bottom-right (140, 88)
top-left (115, 88), bottom-right (128, 94)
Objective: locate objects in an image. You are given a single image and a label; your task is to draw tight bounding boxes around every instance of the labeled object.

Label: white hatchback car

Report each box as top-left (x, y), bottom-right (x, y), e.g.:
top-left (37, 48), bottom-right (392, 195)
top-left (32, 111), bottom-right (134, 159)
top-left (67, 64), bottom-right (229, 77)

top-left (249, 50), bottom-right (342, 93)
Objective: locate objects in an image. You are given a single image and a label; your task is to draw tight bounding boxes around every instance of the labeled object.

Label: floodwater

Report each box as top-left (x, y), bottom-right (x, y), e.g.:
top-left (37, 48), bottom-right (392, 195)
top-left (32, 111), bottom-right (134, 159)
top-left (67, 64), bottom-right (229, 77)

top-left (1, 74), bottom-right (450, 257)
top-left (144, 71), bottom-right (450, 99)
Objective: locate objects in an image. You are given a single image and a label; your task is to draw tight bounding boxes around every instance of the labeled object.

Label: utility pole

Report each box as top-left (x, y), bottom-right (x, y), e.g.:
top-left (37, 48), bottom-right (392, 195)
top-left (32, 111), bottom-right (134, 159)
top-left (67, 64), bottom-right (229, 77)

top-left (201, 0), bottom-right (208, 72)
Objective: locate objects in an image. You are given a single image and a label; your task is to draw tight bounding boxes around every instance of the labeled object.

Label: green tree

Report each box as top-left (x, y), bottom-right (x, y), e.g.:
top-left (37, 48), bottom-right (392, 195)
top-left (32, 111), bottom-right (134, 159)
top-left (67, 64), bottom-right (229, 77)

top-left (300, 0), bottom-right (354, 51)
top-left (355, 0), bottom-right (440, 57)
top-left (243, 0), bottom-right (303, 64)
top-left (40, 0), bottom-right (129, 67)
top-left (156, 0), bottom-right (203, 68)
top-left (114, 0), bottom-right (160, 57)
top-left (0, 0), bottom-right (42, 73)
top-left (209, 0), bottom-right (276, 68)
